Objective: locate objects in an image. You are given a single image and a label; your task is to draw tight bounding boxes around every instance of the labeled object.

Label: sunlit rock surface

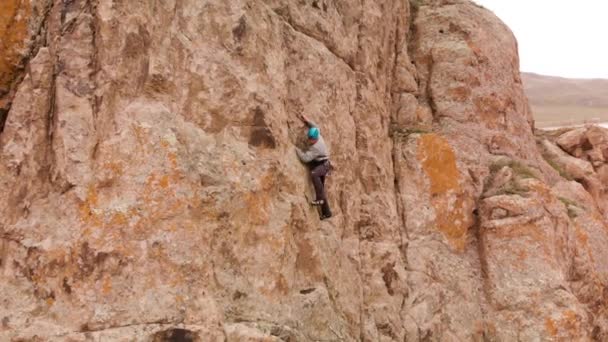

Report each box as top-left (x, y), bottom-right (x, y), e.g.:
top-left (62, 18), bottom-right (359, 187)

top-left (2, 0), bottom-right (608, 340)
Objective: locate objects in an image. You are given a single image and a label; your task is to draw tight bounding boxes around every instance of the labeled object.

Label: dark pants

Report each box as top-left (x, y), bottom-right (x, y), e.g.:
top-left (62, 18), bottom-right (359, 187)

top-left (310, 160), bottom-right (332, 217)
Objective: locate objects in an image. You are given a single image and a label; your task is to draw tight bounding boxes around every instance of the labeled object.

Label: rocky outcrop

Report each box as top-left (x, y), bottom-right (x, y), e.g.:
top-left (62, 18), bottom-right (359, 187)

top-left (2, 0), bottom-right (608, 341)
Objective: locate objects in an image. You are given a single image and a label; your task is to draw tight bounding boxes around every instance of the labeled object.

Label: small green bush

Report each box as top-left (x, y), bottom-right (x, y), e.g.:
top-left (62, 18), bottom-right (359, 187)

top-left (489, 159), bottom-right (538, 180)
top-left (495, 181), bottom-right (530, 197)
top-left (558, 197), bottom-right (578, 208)
top-left (558, 196), bottom-right (583, 219)
top-left (411, 0), bottom-right (424, 10)
top-left (389, 125), bottom-right (430, 139)
top-left (542, 153), bottom-right (573, 181)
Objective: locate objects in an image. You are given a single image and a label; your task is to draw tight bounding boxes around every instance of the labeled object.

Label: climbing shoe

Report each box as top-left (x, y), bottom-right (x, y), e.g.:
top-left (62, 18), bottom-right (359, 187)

top-left (310, 199), bottom-right (324, 206)
top-left (320, 213), bottom-right (332, 220)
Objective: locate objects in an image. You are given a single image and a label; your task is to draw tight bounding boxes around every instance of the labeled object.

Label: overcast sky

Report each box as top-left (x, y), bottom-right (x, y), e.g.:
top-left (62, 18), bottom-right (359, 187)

top-left (473, 0), bottom-right (608, 79)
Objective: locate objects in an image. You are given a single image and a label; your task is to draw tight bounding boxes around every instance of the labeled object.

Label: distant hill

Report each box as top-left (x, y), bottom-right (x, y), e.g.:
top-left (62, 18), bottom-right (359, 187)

top-left (522, 72), bottom-right (608, 127)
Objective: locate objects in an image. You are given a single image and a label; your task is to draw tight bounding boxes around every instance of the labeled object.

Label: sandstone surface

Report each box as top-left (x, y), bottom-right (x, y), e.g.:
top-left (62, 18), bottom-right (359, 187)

top-left (2, 0), bottom-right (608, 341)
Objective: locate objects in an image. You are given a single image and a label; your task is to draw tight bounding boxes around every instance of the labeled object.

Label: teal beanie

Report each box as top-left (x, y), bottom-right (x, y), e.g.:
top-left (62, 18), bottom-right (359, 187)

top-left (308, 127), bottom-right (320, 139)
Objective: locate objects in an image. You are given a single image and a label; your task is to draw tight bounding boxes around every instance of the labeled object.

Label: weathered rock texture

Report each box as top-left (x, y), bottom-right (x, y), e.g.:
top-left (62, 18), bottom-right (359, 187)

top-left (2, 0), bottom-right (608, 341)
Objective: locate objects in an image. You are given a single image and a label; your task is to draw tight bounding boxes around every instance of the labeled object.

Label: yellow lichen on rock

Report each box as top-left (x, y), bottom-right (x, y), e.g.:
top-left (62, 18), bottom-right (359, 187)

top-left (0, 0), bottom-right (31, 94)
top-left (545, 317), bottom-right (558, 337)
top-left (417, 134), bottom-right (459, 195)
top-left (79, 184), bottom-right (102, 226)
top-left (418, 134), bottom-right (473, 251)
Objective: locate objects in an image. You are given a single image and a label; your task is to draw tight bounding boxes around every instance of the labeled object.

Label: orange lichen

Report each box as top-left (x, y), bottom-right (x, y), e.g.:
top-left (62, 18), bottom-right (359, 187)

top-left (109, 212), bottom-right (128, 226)
top-left (80, 184), bottom-right (102, 226)
top-left (448, 86), bottom-right (471, 101)
top-left (473, 96), bottom-right (509, 130)
top-left (235, 169), bottom-right (279, 226)
top-left (417, 134), bottom-right (473, 251)
top-left (527, 182), bottom-right (558, 211)
top-left (121, 141), bottom-right (188, 235)
top-left (418, 134), bottom-right (459, 195)
top-left (103, 161), bottom-right (124, 177)
top-left (167, 152), bottom-right (178, 169)
top-left (562, 310), bottom-right (580, 334)
top-left (85, 184), bottom-right (98, 206)
top-left (575, 224), bottom-right (589, 245)
top-left (432, 194), bottom-right (471, 251)
top-left (0, 0), bottom-right (31, 92)
top-left (131, 124), bottom-right (147, 152)
top-left (168, 271), bottom-right (186, 287)
top-left (544, 310), bottom-right (582, 338)
top-left (573, 223), bottom-right (598, 267)
top-left (102, 276), bottom-right (112, 294)
top-left (486, 223), bottom-right (551, 261)
top-left (159, 175), bottom-right (170, 188)
top-left (273, 274), bottom-right (289, 296)
top-left (545, 317), bottom-right (558, 337)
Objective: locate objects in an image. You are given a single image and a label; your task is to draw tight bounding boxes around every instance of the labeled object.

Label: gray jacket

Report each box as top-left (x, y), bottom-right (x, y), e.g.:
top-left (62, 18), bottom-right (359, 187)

top-left (296, 121), bottom-right (330, 163)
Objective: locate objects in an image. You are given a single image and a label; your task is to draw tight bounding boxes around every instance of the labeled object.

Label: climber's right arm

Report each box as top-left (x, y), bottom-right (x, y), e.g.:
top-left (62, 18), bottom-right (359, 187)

top-left (299, 114), bottom-right (318, 128)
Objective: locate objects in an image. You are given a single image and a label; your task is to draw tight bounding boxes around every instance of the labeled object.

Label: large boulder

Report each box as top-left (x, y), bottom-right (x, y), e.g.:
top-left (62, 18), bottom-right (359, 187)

top-left (556, 127), bottom-right (587, 155)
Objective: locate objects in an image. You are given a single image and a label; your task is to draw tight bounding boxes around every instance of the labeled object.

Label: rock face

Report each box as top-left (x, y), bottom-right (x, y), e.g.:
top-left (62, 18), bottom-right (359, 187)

top-left (2, 0), bottom-right (608, 341)
top-left (0, 0), bottom-right (51, 131)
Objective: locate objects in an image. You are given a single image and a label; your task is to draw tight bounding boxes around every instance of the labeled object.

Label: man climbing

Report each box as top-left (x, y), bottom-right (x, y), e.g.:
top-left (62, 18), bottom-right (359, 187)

top-left (295, 113), bottom-right (332, 220)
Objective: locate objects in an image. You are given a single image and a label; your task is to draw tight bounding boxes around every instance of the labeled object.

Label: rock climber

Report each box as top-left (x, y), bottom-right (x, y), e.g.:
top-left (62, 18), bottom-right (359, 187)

top-left (295, 113), bottom-right (333, 220)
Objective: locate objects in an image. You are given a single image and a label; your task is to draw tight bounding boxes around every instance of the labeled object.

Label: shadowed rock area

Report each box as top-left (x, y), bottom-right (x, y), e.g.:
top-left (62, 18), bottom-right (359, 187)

top-left (2, 0), bottom-right (608, 340)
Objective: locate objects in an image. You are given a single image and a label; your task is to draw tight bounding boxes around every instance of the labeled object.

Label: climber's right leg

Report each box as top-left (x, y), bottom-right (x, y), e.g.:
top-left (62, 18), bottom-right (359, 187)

top-left (320, 199), bottom-right (332, 219)
top-left (310, 162), bottom-right (332, 219)
top-left (310, 162), bottom-right (328, 204)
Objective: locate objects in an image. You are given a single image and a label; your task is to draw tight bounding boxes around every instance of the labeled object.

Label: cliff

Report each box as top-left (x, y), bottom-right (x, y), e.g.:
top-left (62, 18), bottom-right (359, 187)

top-left (2, 0), bottom-right (608, 340)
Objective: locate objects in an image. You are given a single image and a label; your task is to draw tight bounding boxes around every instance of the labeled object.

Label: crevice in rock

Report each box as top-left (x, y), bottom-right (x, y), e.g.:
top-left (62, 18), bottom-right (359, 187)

top-left (389, 0), bottom-right (412, 324)
top-left (406, 0), bottom-right (421, 91)
top-left (390, 141), bottom-right (410, 245)
top-left (88, 0), bottom-right (102, 162)
top-left (406, 0), bottom-right (439, 124)
top-left (473, 198), bottom-right (493, 333)
top-left (46, 52), bottom-right (58, 186)
top-left (267, 6), bottom-right (355, 72)
top-left (0, 108), bottom-right (9, 135)
top-left (36, 0), bottom-right (60, 188)
top-left (389, 14), bottom-right (403, 98)
top-left (0, 238), bottom-right (7, 270)
top-left (299, 287), bottom-right (315, 294)
top-left (152, 328), bottom-right (200, 342)
top-left (80, 319), bottom-right (173, 333)
top-left (40, 323), bottom-right (210, 341)
top-left (389, 118), bottom-right (410, 313)
top-left (424, 53), bottom-right (438, 121)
